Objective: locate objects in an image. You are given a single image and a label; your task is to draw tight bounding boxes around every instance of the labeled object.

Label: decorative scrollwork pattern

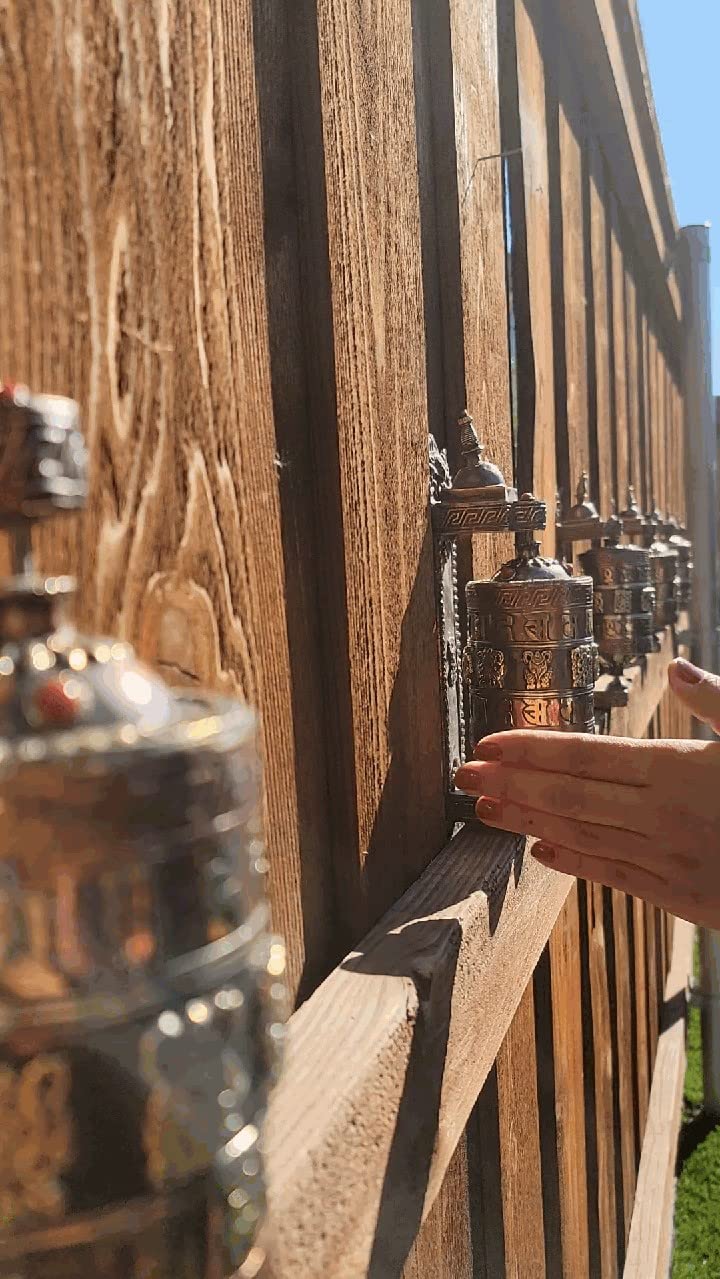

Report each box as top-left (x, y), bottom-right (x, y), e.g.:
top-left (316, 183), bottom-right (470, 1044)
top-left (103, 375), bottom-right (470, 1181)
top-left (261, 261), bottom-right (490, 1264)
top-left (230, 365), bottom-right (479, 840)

top-left (522, 649), bottom-right (553, 690)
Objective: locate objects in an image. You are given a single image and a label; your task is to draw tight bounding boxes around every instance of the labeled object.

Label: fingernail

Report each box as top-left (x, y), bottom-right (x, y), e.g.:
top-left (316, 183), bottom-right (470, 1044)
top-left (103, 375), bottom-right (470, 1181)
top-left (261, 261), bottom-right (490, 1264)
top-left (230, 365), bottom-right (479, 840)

top-left (476, 797), bottom-right (501, 820)
top-left (673, 658), bottom-right (703, 685)
top-left (454, 766), bottom-right (481, 794)
top-left (473, 741), bottom-right (502, 761)
top-left (532, 841), bottom-right (557, 864)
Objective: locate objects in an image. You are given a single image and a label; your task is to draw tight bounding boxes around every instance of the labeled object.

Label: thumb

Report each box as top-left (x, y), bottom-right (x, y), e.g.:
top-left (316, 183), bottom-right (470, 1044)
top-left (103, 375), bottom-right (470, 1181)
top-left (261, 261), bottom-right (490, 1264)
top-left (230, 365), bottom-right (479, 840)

top-left (668, 658), bottom-right (720, 734)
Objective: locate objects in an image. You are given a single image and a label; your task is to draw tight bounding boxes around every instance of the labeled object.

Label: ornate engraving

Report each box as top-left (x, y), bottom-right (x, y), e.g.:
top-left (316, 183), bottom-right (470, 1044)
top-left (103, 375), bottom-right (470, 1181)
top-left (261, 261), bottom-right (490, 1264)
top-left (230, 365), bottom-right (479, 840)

top-left (0, 1054), bottom-right (73, 1228)
top-left (614, 589), bottom-right (632, 612)
top-left (438, 504), bottom-right (512, 531)
top-left (428, 434), bottom-right (451, 504)
top-left (520, 697), bottom-right (559, 727)
top-left (571, 644), bottom-right (597, 688)
top-left (601, 567), bottom-right (615, 585)
top-left (474, 647), bottom-right (505, 688)
top-left (593, 591), bottom-right (604, 613)
top-left (523, 614), bottom-right (552, 642)
top-left (562, 613), bottom-right (578, 639)
top-left (522, 649), bottom-right (553, 690)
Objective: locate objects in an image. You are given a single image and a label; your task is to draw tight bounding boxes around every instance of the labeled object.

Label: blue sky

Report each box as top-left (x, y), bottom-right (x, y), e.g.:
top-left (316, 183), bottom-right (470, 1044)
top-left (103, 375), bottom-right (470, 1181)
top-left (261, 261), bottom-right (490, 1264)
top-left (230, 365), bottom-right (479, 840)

top-left (637, 0), bottom-right (720, 390)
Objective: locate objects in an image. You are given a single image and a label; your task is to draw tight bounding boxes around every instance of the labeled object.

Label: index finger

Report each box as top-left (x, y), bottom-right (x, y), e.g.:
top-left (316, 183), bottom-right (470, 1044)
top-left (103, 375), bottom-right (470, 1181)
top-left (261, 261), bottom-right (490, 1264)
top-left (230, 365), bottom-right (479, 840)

top-left (472, 730), bottom-right (654, 786)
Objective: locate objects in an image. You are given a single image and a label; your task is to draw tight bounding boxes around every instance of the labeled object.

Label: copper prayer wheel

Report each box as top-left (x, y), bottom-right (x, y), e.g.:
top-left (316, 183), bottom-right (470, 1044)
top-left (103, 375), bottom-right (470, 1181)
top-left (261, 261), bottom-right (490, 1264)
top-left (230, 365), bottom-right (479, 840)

top-left (664, 516), bottom-right (693, 611)
top-left (464, 527), bottom-right (598, 739)
top-left (0, 386), bottom-right (284, 1278)
top-left (579, 516), bottom-right (657, 704)
top-left (620, 488), bottom-right (680, 632)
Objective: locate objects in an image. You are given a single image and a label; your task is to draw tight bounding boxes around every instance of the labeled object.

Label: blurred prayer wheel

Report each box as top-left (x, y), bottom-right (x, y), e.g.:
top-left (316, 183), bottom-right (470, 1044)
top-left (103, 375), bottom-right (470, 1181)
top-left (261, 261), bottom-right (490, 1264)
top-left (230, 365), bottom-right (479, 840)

top-left (0, 385), bottom-right (284, 1278)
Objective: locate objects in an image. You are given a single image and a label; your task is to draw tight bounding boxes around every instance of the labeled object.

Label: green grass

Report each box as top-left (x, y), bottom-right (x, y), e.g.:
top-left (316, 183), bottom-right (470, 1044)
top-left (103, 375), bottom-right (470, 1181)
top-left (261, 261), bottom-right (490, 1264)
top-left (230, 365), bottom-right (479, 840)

top-left (671, 940), bottom-right (720, 1278)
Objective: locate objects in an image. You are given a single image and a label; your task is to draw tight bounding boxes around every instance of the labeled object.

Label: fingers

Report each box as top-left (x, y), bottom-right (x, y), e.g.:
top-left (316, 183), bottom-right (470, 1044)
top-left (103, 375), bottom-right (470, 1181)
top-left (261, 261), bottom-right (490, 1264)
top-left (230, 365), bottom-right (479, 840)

top-left (471, 730), bottom-right (654, 785)
top-left (530, 841), bottom-right (670, 899)
top-left (454, 761), bottom-right (651, 833)
top-left (472, 793), bottom-right (651, 865)
top-left (668, 659), bottom-right (720, 734)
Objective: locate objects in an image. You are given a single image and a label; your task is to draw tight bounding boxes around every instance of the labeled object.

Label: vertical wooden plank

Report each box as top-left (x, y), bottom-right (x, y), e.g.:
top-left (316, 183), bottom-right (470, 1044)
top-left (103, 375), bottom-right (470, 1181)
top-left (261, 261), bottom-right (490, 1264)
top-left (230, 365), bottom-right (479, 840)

top-left (447, 0), bottom-right (513, 495)
top-left (253, 0), bottom-right (346, 997)
top-left (496, 982), bottom-right (547, 1279)
top-left (558, 88), bottom-right (590, 495)
top-left (402, 1139), bottom-right (473, 1279)
top-left (586, 883), bottom-right (619, 1278)
top-left (624, 268), bottom-right (642, 504)
top-left (297, 0), bottom-right (446, 951)
top-left (609, 197), bottom-right (629, 506)
top-left (546, 886), bottom-right (590, 1277)
top-left (468, 1064), bottom-right (506, 1279)
top-left (0, 0), bottom-right (316, 996)
top-left (639, 311), bottom-right (652, 514)
top-left (645, 901), bottom-right (660, 1071)
top-left (610, 889), bottom-right (638, 1242)
top-left (632, 897), bottom-right (650, 1139)
top-left (588, 142), bottom-right (614, 517)
top-left (510, 0), bottom-right (557, 554)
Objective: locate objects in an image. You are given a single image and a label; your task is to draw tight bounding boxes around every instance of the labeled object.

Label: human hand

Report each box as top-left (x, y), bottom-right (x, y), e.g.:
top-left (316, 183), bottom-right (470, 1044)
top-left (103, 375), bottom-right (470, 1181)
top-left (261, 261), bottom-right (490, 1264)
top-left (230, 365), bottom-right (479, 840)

top-left (454, 658), bottom-right (720, 928)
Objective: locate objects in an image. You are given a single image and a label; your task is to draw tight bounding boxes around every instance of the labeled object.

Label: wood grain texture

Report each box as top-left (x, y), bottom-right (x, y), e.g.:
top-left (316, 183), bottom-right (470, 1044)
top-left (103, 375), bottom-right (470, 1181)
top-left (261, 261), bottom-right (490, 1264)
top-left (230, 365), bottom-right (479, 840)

top-left (631, 896), bottom-right (650, 1140)
top-left (0, 0), bottom-right (313, 994)
top-left (296, 0), bottom-right (448, 950)
top-left (496, 981), bottom-right (546, 1279)
top-left (609, 198), bottom-right (629, 506)
top-left (588, 140), bottom-right (615, 518)
top-left (586, 883), bottom-right (619, 1279)
top-left (610, 889), bottom-right (637, 1243)
top-left (624, 269), bottom-right (641, 500)
top-left (447, 0), bottom-right (513, 493)
top-left (546, 885), bottom-right (590, 1279)
top-left (558, 81), bottom-right (590, 497)
top-left (511, 0), bottom-right (558, 555)
top-left (624, 919), bottom-right (694, 1279)
top-left (403, 1138), bottom-right (474, 1279)
top-left (555, 0), bottom-right (681, 343)
top-left (262, 826), bottom-right (573, 1279)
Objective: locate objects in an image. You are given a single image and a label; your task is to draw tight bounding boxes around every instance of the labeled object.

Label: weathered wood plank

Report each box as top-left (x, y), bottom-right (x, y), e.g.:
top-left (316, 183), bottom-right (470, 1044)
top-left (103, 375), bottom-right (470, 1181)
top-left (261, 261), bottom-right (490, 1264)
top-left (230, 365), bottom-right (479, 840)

top-left (632, 896), bottom-right (650, 1139)
top-left (645, 902), bottom-right (660, 1080)
top-left (558, 78), bottom-right (590, 497)
top-left (624, 269), bottom-right (642, 502)
top-left (293, 0), bottom-right (447, 952)
top-left (610, 890), bottom-right (637, 1244)
top-left (548, 885), bottom-right (590, 1278)
top-left (588, 140), bottom-right (615, 518)
top-left (555, 0), bottom-right (681, 340)
top-left (586, 882), bottom-right (620, 1278)
top-left (510, 0), bottom-right (558, 554)
top-left (496, 982), bottom-right (547, 1278)
top-left (0, 0), bottom-right (313, 995)
top-left (403, 1139), bottom-right (474, 1279)
top-left (624, 919), bottom-right (694, 1279)
top-left (610, 197), bottom-right (629, 505)
top-left (262, 827), bottom-right (573, 1279)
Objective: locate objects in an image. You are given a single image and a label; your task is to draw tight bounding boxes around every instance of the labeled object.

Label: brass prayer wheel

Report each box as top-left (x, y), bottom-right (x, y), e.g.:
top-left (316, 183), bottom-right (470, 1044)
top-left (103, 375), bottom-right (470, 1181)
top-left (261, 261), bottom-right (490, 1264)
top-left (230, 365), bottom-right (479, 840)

top-left (0, 386), bottom-right (283, 1277)
top-left (464, 517), bottom-right (599, 740)
top-left (580, 515), bottom-right (657, 705)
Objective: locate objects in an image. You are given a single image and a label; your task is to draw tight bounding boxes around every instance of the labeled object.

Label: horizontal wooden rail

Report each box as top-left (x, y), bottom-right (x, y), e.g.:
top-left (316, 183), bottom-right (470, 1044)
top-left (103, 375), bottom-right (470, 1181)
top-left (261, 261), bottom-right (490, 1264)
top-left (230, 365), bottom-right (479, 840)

top-left (261, 624), bottom-right (684, 1277)
top-left (624, 917), bottom-right (694, 1278)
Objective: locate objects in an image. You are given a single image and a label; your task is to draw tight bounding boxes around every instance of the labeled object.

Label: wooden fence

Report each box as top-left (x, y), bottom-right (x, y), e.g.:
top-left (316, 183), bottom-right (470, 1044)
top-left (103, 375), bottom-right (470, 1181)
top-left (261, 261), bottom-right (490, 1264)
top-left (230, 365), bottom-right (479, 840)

top-left (0, 0), bottom-right (697, 1275)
